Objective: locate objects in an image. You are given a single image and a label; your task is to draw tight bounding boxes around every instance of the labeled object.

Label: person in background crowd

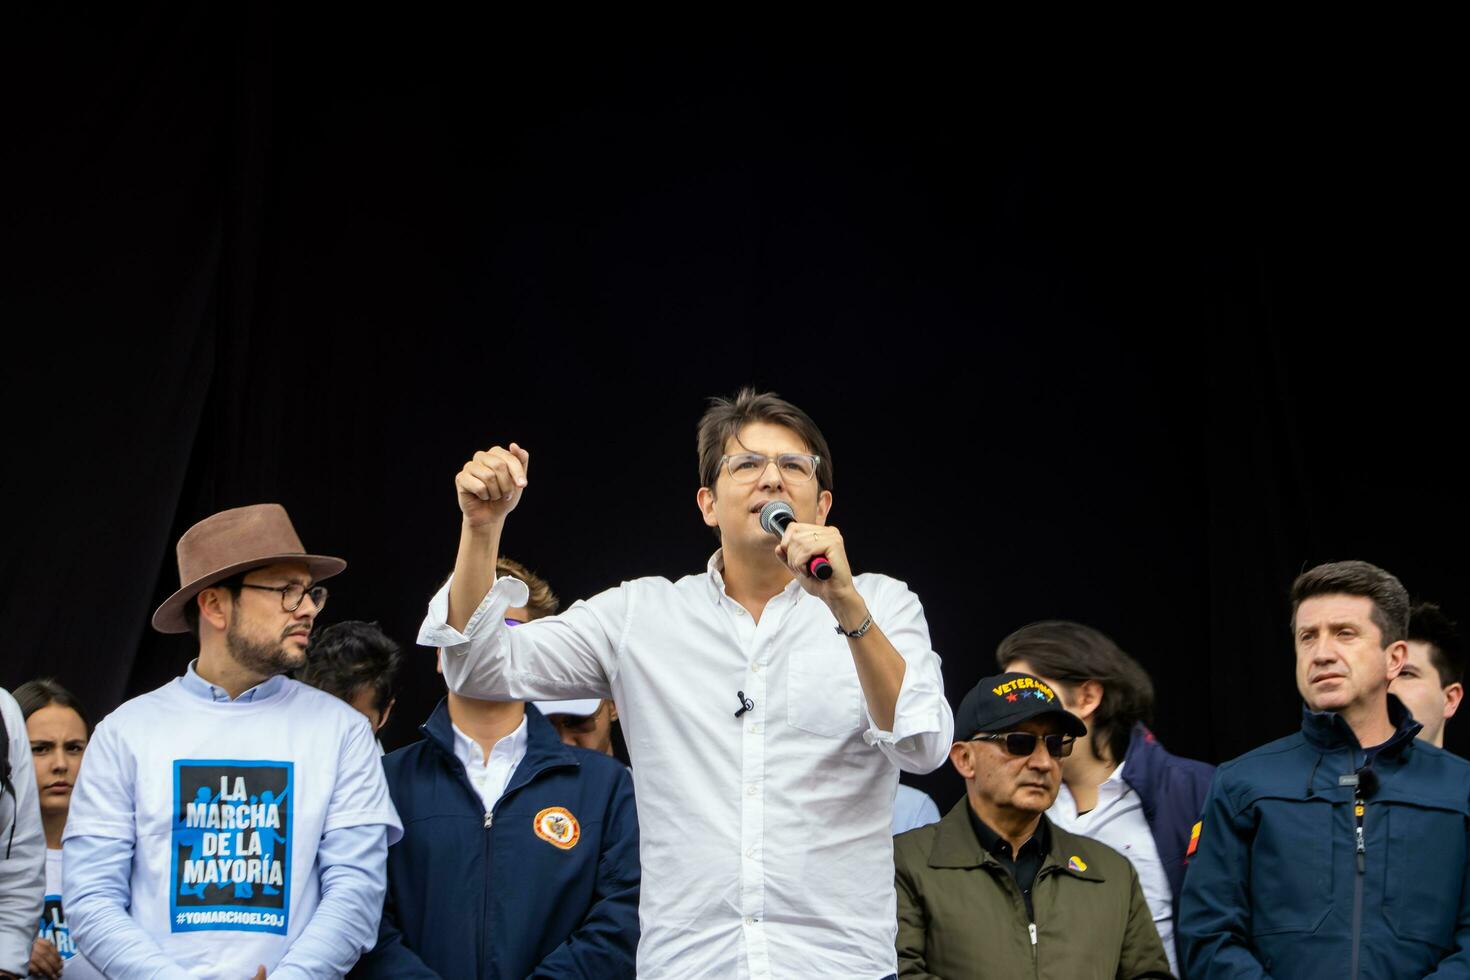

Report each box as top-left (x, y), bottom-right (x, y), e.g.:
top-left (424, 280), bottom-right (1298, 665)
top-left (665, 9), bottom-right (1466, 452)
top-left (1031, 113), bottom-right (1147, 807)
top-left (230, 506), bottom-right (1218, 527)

top-left (299, 621), bottom-right (403, 748)
top-left (1179, 560), bottom-right (1470, 977)
top-left (13, 680), bottom-right (102, 979)
top-left (894, 672), bottom-right (1171, 980)
top-left (997, 620), bottom-right (1212, 976)
top-left (892, 784), bottom-right (941, 836)
top-left (421, 389), bottom-right (954, 979)
top-left (64, 504), bottom-right (401, 980)
top-left (0, 686), bottom-right (44, 980)
top-left (1389, 601), bottom-right (1464, 748)
top-left (355, 555), bottom-right (640, 978)
top-left (537, 698), bottom-right (621, 757)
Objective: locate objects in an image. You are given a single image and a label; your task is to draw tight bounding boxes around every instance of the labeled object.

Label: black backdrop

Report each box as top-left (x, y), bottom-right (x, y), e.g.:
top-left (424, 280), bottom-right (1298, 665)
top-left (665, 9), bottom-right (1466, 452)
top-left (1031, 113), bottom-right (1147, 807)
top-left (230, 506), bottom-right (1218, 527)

top-left (4, 11), bottom-right (1464, 809)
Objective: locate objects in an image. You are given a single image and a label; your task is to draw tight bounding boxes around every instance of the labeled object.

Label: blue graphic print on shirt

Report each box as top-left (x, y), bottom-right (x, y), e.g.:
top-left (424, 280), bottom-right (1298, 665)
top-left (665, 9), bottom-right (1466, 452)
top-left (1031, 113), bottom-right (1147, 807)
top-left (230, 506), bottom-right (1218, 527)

top-left (169, 760), bottom-right (294, 934)
top-left (38, 894), bottom-right (77, 958)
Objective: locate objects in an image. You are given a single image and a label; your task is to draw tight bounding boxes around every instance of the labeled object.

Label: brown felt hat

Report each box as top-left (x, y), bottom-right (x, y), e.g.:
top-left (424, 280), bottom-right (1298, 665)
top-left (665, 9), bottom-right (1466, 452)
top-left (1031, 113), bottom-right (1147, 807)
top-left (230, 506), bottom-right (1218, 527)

top-left (151, 503), bottom-right (346, 634)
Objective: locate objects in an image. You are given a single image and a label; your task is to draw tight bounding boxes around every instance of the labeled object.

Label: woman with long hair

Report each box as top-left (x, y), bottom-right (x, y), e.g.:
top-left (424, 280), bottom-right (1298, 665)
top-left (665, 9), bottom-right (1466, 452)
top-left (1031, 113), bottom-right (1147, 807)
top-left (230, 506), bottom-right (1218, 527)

top-left (14, 679), bottom-right (100, 980)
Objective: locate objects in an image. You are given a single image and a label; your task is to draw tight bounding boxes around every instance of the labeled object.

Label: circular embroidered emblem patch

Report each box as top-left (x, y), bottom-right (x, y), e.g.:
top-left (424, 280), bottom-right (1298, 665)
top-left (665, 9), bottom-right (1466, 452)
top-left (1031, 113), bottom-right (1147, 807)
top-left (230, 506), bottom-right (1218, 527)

top-left (533, 807), bottom-right (580, 850)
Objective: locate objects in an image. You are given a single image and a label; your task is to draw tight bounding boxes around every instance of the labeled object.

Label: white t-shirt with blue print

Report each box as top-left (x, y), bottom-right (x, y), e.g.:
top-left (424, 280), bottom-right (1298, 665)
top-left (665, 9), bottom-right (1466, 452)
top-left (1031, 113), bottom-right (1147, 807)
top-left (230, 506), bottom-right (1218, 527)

top-left (38, 848), bottom-right (104, 979)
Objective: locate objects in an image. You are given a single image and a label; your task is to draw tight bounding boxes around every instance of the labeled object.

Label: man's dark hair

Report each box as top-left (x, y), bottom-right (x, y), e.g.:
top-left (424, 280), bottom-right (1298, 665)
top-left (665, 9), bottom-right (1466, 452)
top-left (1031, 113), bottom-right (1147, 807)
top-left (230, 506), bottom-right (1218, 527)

top-left (995, 621), bottom-right (1154, 765)
top-left (181, 572), bottom-right (246, 640)
top-left (696, 387), bottom-right (834, 494)
top-left (299, 621), bottom-right (402, 713)
top-left (1290, 560), bottom-right (1410, 646)
top-left (12, 677), bottom-right (90, 731)
top-left (1409, 601), bottom-right (1466, 688)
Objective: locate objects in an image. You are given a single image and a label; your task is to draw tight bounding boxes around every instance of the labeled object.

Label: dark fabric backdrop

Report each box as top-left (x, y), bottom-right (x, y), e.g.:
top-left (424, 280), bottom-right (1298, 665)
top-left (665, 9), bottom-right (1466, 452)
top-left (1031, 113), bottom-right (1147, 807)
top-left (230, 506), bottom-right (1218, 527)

top-left (3, 11), bottom-right (1463, 809)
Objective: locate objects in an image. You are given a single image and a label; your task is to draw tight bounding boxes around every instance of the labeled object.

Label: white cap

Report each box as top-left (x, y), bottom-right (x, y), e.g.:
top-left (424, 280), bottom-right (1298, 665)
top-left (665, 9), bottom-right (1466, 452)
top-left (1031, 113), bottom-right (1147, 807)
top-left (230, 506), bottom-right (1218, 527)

top-left (535, 699), bottom-right (602, 718)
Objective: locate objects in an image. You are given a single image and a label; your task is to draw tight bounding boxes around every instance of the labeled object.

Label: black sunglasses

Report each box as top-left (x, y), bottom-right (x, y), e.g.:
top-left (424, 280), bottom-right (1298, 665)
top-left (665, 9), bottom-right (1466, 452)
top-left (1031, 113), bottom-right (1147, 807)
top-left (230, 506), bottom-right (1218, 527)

top-left (970, 732), bottom-right (1075, 759)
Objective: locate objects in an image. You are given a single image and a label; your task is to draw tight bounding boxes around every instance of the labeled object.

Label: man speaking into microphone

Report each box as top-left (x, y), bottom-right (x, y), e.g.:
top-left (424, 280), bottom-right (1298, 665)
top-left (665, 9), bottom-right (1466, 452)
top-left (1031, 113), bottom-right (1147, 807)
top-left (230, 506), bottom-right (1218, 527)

top-left (418, 388), bottom-right (953, 980)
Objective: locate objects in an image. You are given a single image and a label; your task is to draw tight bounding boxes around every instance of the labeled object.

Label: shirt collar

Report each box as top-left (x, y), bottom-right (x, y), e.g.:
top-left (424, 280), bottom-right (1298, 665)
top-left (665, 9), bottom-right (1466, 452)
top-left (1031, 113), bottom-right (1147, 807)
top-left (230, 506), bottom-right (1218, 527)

top-left (179, 659), bottom-right (286, 703)
top-left (967, 803), bottom-right (1050, 861)
top-left (450, 715), bottom-right (529, 770)
top-left (705, 549), bottom-right (808, 606)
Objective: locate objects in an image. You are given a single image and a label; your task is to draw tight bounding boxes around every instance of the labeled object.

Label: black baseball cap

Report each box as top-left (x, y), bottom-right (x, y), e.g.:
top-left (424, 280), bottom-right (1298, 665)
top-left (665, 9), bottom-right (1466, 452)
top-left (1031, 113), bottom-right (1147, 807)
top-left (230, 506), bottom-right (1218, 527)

top-left (954, 671), bottom-right (1088, 740)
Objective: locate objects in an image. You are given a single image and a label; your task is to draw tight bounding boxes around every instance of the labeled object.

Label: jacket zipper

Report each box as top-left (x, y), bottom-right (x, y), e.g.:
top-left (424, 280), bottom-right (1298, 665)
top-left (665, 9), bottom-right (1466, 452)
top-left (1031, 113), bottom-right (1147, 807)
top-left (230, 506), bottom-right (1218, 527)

top-left (1351, 786), bottom-right (1365, 980)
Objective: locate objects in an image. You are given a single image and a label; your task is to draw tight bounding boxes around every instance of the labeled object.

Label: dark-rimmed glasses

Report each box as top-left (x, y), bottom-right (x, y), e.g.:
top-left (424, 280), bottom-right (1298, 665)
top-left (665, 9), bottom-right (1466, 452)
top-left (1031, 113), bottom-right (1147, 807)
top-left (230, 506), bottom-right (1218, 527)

top-left (719, 452), bottom-right (821, 484)
top-left (970, 732), bottom-right (1075, 759)
top-left (240, 582), bottom-right (328, 613)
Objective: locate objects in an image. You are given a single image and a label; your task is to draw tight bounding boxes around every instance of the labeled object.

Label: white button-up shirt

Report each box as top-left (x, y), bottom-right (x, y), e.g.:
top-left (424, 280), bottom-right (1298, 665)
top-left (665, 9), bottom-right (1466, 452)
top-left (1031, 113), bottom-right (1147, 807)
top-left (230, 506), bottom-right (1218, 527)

top-left (1049, 760), bottom-right (1177, 977)
top-left (449, 716), bottom-right (528, 814)
top-left (420, 551), bottom-right (953, 979)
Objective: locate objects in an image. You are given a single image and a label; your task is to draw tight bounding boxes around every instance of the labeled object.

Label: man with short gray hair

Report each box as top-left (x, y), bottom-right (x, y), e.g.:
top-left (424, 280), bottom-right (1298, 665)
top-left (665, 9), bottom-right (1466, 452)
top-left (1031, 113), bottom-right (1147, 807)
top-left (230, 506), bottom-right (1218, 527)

top-left (893, 672), bottom-right (1169, 979)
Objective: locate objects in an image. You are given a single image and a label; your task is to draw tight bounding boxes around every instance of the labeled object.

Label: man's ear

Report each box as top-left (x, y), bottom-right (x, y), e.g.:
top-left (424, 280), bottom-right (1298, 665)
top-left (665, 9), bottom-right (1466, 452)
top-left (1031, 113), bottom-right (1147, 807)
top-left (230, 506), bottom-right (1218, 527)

top-left (1385, 640), bottom-right (1409, 682)
top-left (1069, 680), bottom-right (1104, 723)
top-left (815, 489), bottom-right (832, 525)
top-left (608, 701), bottom-right (619, 723)
top-left (949, 742), bottom-right (976, 780)
top-left (198, 588), bottom-right (230, 632)
top-left (696, 487), bottom-right (718, 528)
top-left (377, 698), bottom-right (396, 734)
top-left (1444, 683), bottom-right (1464, 721)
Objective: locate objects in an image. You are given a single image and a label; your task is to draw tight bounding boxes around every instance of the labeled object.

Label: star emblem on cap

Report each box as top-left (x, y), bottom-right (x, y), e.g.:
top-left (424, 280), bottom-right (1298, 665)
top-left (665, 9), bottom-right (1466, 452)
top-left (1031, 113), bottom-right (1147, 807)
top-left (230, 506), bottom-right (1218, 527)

top-left (1006, 693), bottom-right (1018, 702)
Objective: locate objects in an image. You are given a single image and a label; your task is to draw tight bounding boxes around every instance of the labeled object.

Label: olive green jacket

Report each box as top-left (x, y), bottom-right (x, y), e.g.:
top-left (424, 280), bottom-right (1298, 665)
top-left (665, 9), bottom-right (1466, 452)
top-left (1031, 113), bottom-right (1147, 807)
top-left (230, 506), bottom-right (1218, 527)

top-left (895, 800), bottom-right (1173, 980)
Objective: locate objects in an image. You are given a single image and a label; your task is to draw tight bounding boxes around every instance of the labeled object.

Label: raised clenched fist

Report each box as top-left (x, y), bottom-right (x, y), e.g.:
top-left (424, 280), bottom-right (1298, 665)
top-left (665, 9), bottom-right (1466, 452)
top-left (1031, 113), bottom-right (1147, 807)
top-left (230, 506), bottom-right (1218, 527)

top-left (456, 443), bottom-right (530, 528)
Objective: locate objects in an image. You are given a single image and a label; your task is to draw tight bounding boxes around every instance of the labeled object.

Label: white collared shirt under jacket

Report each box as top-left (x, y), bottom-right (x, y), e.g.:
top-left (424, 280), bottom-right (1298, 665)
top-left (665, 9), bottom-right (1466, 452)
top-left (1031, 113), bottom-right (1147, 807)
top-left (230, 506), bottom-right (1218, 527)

top-left (449, 716), bottom-right (528, 813)
top-left (419, 551), bottom-right (954, 980)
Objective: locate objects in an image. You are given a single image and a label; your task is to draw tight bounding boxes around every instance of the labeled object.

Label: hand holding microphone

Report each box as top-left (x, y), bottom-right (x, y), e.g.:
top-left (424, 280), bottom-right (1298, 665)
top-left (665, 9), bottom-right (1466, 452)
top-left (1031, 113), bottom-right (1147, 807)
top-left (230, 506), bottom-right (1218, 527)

top-left (760, 501), bottom-right (835, 581)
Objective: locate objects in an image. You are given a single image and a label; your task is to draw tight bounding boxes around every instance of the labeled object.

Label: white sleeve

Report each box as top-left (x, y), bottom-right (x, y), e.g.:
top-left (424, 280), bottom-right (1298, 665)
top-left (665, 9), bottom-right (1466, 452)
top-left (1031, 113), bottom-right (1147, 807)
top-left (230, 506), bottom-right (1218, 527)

top-left (322, 711), bottom-right (402, 844)
top-left (858, 580), bottom-right (955, 774)
top-left (418, 574), bottom-right (629, 702)
top-left (0, 689), bottom-right (45, 975)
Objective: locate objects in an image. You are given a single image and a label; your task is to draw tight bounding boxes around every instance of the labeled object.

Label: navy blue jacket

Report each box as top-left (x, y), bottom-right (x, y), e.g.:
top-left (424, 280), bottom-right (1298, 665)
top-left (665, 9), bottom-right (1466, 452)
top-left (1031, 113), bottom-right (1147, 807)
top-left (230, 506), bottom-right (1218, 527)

top-left (1178, 696), bottom-right (1470, 979)
top-left (352, 701), bottom-right (639, 979)
top-left (1121, 722), bottom-right (1215, 911)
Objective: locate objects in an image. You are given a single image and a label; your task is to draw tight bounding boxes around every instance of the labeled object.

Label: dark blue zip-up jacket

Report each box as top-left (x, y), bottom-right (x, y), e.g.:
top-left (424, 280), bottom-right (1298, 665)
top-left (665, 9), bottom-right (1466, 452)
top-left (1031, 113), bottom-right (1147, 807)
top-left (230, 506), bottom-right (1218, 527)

top-left (1121, 722), bottom-right (1215, 912)
top-left (352, 700), bottom-right (639, 979)
top-left (1178, 696), bottom-right (1470, 979)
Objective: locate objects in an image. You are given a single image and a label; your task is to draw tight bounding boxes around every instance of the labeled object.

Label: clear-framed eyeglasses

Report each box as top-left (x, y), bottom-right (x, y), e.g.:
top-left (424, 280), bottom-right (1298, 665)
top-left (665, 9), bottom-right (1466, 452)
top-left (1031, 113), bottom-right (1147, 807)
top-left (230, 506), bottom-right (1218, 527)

top-left (719, 452), bottom-right (821, 484)
top-left (239, 582), bottom-right (328, 613)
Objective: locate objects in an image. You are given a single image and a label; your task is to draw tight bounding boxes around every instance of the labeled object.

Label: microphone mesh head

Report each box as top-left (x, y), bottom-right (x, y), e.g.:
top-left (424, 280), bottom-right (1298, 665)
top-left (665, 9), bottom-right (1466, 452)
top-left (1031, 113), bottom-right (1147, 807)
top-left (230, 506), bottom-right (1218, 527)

top-left (759, 500), bottom-right (794, 537)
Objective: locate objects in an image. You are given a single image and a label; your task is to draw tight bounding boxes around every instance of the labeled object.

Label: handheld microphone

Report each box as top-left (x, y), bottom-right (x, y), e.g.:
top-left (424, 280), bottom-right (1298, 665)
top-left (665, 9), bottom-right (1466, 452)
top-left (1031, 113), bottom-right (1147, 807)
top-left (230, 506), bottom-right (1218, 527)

top-left (734, 691), bottom-right (755, 718)
top-left (759, 501), bottom-right (833, 580)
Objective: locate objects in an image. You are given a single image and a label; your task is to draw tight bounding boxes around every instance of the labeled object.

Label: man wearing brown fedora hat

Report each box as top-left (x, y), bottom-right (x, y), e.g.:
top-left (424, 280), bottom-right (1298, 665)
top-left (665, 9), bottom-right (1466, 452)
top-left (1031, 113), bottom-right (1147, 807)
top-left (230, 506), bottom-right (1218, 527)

top-left (60, 504), bottom-right (402, 980)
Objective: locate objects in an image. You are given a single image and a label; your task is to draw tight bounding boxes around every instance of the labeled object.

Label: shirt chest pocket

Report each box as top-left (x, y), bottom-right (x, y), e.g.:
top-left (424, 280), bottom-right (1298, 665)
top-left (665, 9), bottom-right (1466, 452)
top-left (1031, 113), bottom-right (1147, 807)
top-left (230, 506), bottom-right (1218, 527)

top-left (785, 645), bottom-right (864, 738)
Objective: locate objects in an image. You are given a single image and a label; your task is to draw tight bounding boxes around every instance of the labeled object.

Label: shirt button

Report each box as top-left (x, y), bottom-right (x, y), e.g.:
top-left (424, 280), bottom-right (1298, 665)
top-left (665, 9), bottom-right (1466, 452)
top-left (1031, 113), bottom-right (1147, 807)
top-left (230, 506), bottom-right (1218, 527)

top-left (748, 723), bottom-right (762, 734)
top-left (751, 662), bottom-right (762, 673)
top-left (744, 916), bottom-right (757, 926)
top-left (747, 785), bottom-right (759, 797)
top-left (746, 847), bottom-right (757, 858)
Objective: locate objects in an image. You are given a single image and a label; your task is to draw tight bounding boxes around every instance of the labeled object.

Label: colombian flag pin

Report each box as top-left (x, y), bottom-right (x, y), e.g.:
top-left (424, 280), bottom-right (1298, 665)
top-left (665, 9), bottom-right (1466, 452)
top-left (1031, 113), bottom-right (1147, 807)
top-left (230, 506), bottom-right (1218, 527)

top-left (1067, 855), bottom-right (1087, 872)
top-left (1187, 821), bottom-right (1202, 858)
